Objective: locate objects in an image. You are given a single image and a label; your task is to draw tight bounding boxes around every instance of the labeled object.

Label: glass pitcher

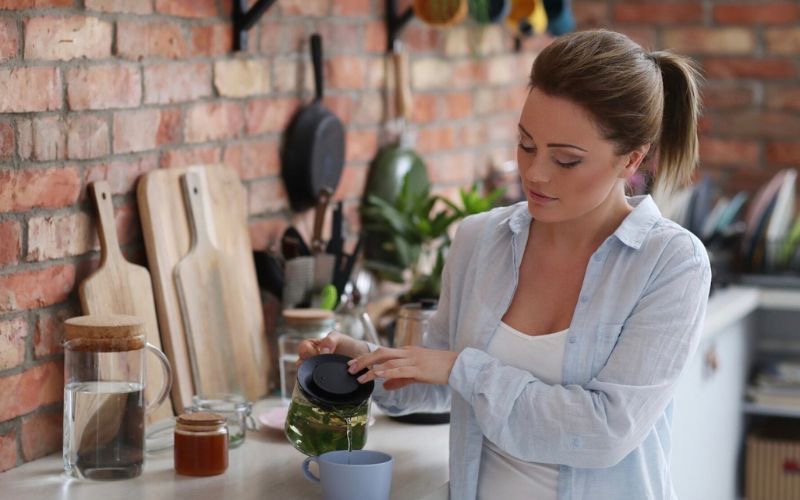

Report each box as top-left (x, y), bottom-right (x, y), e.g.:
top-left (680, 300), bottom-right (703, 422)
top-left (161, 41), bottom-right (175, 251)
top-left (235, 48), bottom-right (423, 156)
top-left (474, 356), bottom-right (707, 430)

top-left (63, 315), bottom-right (172, 480)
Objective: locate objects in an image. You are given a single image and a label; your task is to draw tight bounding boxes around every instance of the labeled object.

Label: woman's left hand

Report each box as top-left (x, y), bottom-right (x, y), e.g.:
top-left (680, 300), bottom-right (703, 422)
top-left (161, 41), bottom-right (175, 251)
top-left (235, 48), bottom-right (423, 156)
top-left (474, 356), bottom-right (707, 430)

top-left (347, 346), bottom-right (459, 391)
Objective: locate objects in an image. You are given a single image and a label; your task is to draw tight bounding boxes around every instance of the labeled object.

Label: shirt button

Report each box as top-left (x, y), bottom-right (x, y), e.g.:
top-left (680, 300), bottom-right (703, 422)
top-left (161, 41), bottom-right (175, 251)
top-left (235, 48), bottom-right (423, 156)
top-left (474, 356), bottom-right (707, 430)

top-left (572, 438), bottom-right (582, 448)
top-left (568, 336), bottom-right (577, 344)
top-left (579, 295), bottom-right (588, 303)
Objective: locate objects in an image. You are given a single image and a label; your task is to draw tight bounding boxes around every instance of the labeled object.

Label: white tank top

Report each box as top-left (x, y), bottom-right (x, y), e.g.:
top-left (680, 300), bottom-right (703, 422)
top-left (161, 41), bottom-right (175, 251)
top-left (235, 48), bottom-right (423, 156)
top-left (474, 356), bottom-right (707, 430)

top-left (477, 321), bottom-right (568, 500)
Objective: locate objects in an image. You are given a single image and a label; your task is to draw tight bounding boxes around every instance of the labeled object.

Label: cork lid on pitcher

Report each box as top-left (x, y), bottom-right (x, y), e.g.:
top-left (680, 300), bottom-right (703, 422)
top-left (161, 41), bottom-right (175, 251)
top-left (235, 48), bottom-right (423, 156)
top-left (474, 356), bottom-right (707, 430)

top-left (64, 315), bottom-right (146, 352)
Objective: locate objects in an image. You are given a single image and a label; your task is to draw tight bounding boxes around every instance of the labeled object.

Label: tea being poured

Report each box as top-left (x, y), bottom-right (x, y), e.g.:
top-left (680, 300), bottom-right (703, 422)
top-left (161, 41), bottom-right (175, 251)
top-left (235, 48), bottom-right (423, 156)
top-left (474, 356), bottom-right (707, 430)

top-left (285, 394), bottom-right (369, 456)
top-left (285, 354), bottom-right (374, 456)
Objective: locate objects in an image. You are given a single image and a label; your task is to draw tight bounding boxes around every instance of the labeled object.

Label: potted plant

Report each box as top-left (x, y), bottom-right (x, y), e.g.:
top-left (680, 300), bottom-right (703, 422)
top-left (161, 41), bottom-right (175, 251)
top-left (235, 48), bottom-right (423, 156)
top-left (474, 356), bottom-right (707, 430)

top-left (361, 175), bottom-right (504, 303)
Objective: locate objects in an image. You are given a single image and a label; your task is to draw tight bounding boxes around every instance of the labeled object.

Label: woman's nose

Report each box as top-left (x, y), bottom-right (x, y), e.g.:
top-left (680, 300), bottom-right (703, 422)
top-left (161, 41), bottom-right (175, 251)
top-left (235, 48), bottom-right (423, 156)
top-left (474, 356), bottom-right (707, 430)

top-left (521, 155), bottom-right (549, 184)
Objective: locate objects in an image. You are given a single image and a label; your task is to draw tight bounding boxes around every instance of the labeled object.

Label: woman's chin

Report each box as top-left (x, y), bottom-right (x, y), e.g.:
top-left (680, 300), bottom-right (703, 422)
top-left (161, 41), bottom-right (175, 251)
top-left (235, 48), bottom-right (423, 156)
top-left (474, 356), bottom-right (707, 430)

top-left (526, 199), bottom-right (562, 221)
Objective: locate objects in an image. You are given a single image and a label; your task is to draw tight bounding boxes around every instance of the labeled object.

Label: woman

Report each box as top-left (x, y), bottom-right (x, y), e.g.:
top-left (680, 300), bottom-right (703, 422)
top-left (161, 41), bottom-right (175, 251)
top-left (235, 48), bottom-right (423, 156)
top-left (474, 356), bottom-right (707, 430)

top-left (299, 29), bottom-right (711, 499)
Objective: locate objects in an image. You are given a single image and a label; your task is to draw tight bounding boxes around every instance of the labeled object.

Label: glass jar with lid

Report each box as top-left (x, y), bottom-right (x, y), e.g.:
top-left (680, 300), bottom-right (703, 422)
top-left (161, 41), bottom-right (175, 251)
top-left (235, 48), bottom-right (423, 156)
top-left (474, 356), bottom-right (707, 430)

top-left (187, 393), bottom-right (254, 449)
top-left (174, 412), bottom-right (228, 476)
top-left (278, 309), bottom-right (336, 402)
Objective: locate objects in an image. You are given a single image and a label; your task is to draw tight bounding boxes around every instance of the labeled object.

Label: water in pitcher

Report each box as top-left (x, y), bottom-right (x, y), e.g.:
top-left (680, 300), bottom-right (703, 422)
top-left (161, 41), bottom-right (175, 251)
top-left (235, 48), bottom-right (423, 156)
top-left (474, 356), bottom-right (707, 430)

top-left (63, 381), bottom-right (145, 480)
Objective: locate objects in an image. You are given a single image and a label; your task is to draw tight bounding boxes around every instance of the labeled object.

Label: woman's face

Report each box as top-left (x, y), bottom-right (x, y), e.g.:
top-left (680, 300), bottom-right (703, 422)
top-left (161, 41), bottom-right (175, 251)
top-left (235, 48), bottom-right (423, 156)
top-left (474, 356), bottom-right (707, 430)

top-left (517, 88), bottom-right (644, 223)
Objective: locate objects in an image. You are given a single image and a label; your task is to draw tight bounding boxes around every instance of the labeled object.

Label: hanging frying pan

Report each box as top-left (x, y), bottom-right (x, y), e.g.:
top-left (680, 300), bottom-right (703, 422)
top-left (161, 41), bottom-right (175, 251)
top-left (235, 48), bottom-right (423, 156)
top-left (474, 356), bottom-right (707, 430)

top-left (543, 0), bottom-right (575, 36)
top-left (507, 0), bottom-right (547, 36)
top-left (469, 0), bottom-right (511, 24)
top-left (362, 43), bottom-right (429, 278)
top-left (414, 0), bottom-right (469, 27)
top-left (281, 34), bottom-right (345, 212)
top-left (365, 44), bottom-right (428, 205)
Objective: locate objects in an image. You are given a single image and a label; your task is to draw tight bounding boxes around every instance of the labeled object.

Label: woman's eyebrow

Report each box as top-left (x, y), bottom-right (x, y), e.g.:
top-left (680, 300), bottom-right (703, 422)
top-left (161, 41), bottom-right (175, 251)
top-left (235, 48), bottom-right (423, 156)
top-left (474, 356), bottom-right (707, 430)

top-left (548, 143), bottom-right (588, 152)
top-left (518, 124), bottom-right (588, 152)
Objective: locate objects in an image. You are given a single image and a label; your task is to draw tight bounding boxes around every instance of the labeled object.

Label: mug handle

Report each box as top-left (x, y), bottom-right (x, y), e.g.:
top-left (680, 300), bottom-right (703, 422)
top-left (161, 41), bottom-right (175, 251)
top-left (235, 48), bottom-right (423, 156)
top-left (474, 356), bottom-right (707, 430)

top-left (302, 457), bottom-right (321, 484)
top-left (145, 342), bottom-right (173, 415)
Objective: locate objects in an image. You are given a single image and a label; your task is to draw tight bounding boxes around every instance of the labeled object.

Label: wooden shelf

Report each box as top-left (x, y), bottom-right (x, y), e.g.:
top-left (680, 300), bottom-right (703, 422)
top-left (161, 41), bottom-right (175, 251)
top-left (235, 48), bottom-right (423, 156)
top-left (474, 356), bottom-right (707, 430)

top-left (744, 402), bottom-right (800, 419)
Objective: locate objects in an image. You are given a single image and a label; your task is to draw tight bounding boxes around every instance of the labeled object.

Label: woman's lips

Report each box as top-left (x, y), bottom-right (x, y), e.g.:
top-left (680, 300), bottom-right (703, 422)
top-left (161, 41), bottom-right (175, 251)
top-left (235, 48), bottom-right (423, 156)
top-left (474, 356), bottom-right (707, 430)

top-left (529, 190), bottom-right (558, 204)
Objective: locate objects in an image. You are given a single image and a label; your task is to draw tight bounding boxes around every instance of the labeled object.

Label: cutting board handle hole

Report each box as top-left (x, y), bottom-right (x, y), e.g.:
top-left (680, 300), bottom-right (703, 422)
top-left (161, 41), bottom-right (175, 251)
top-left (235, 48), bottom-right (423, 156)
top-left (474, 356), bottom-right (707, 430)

top-left (193, 187), bottom-right (199, 194)
top-left (102, 193), bottom-right (107, 200)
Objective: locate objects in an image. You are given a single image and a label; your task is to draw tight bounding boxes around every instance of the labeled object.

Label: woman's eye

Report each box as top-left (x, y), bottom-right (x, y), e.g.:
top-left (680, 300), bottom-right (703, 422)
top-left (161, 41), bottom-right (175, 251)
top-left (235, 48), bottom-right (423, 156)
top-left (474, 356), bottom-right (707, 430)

top-left (555, 159), bottom-right (581, 168)
top-left (518, 142), bottom-right (536, 153)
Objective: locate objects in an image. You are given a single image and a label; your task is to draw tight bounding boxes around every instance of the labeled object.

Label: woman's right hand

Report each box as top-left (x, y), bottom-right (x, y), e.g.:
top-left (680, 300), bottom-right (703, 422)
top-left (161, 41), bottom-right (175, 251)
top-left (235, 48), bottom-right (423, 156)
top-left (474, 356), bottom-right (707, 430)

top-left (297, 331), bottom-right (370, 365)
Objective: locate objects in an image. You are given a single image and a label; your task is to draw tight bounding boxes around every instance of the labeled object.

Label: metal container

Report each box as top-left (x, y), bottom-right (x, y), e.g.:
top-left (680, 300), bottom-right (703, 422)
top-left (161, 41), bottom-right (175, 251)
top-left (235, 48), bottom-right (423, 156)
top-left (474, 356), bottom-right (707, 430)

top-left (394, 300), bottom-right (437, 347)
top-left (391, 300), bottom-right (450, 425)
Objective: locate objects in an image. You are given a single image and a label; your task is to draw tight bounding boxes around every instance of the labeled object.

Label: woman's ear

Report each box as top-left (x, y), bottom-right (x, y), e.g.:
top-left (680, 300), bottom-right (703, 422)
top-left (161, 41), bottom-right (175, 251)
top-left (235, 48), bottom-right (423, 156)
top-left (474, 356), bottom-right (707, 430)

top-left (618, 144), bottom-right (651, 180)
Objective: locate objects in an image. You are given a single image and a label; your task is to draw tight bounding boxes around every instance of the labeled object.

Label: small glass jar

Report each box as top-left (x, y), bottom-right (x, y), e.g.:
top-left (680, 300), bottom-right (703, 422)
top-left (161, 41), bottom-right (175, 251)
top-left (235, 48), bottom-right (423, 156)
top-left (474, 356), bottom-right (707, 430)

top-left (278, 309), bottom-right (335, 402)
top-left (174, 412), bottom-right (228, 476)
top-left (188, 393), bottom-right (253, 449)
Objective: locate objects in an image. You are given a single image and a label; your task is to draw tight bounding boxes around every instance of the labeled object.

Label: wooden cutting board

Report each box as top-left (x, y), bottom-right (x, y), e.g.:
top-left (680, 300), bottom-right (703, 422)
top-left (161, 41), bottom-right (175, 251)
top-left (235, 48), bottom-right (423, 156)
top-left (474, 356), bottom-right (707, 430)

top-left (174, 172), bottom-right (241, 395)
top-left (79, 181), bottom-right (174, 424)
top-left (137, 165), bottom-right (269, 411)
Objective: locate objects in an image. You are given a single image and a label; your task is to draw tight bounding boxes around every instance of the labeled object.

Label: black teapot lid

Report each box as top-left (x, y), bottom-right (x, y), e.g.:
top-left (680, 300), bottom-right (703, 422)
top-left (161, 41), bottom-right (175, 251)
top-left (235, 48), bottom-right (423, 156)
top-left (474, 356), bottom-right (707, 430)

top-left (297, 354), bottom-right (374, 410)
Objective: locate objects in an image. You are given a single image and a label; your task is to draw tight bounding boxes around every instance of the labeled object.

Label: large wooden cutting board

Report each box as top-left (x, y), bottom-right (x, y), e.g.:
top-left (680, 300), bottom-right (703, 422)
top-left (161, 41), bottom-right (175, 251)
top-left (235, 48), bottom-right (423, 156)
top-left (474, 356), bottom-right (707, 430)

top-left (137, 165), bottom-right (269, 412)
top-left (79, 181), bottom-right (174, 424)
top-left (174, 172), bottom-right (241, 395)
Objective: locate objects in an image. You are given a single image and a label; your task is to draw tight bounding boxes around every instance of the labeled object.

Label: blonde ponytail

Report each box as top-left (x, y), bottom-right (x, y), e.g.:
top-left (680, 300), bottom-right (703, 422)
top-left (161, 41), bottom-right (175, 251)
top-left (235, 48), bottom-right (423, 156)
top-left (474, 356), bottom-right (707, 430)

top-left (649, 51), bottom-right (704, 194)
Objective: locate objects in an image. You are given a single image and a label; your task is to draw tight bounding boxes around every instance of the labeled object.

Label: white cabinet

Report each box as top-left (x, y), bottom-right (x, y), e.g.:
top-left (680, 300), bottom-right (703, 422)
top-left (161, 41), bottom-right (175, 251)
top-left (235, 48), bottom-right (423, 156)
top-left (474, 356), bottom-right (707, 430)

top-left (671, 286), bottom-right (800, 500)
top-left (671, 313), bottom-right (752, 500)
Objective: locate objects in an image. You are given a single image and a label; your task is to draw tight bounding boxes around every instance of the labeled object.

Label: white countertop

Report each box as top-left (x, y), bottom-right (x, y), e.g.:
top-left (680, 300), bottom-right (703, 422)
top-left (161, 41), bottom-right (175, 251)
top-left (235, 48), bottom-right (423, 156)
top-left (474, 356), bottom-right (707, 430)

top-left (1, 399), bottom-right (450, 500)
top-left (2, 285), bottom-right (784, 499)
top-left (702, 286), bottom-right (761, 342)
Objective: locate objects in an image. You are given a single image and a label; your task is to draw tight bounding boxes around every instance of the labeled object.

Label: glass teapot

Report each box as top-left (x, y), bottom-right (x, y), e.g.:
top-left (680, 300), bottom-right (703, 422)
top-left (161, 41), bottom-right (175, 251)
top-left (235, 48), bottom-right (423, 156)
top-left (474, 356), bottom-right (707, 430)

top-left (284, 354), bottom-right (374, 456)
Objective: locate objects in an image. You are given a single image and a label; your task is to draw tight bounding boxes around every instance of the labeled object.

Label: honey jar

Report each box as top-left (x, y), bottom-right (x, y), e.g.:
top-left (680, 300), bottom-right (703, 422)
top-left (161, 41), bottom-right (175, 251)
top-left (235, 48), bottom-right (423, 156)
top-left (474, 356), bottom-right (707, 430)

top-left (174, 412), bottom-right (228, 476)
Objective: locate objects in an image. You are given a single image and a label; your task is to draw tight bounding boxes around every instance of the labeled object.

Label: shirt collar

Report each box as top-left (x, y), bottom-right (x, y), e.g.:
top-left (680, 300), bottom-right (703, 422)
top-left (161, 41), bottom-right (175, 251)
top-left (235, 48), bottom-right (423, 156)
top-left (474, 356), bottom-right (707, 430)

top-left (499, 202), bottom-right (532, 234)
top-left (500, 195), bottom-right (662, 249)
top-left (612, 195), bottom-right (661, 249)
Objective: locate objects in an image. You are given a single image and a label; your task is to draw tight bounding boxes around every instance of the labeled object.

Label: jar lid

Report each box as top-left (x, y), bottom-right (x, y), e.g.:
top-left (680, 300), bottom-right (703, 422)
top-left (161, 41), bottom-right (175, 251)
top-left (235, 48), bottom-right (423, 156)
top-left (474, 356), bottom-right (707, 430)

top-left (190, 393), bottom-right (250, 415)
top-left (283, 308), bottom-right (335, 326)
top-left (297, 354), bottom-right (374, 410)
top-left (64, 315), bottom-right (146, 351)
top-left (177, 411), bottom-right (226, 427)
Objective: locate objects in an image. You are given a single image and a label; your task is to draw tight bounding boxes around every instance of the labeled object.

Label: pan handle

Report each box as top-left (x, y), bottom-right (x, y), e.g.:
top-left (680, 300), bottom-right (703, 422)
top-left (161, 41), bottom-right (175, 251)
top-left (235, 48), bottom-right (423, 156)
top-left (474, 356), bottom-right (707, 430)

top-left (393, 44), bottom-right (413, 123)
top-left (311, 33), bottom-right (324, 101)
top-left (312, 188), bottom-right (333, 254)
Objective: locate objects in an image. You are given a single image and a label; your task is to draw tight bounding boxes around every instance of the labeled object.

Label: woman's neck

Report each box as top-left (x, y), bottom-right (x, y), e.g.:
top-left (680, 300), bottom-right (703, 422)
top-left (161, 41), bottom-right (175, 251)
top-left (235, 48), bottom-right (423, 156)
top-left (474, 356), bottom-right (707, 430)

top-left (529, 189), bottom-right (633, 254)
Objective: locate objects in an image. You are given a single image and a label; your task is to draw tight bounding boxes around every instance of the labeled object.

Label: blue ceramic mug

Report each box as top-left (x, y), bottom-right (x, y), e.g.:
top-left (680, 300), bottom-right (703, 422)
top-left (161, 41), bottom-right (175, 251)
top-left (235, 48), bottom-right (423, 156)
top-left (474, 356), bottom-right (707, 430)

top-left (302, 450), bottom-right (394, 500)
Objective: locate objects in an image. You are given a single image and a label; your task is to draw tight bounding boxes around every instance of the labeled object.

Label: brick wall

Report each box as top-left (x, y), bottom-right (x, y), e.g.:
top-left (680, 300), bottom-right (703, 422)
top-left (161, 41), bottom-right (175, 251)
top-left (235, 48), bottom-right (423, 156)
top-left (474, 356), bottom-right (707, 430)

top-left (573, 1), bottom-right (800, 193)
top-left (0, 0), bottom-right (535, 471)
top-left (0, 0), bottom-right (797, 472)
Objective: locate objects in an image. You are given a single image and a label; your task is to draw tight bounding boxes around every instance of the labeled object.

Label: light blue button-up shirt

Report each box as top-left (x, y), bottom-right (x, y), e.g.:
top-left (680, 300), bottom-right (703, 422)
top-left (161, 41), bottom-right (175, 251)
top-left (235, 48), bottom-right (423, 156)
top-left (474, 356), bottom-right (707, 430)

top-left (371, 195), bottom-right (712, 500)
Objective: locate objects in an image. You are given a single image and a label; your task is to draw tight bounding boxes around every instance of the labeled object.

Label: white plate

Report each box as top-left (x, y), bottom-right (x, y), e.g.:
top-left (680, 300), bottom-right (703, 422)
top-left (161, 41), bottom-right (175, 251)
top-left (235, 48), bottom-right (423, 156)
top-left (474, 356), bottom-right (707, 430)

top-left (259, 406), bottom-right (289, 431)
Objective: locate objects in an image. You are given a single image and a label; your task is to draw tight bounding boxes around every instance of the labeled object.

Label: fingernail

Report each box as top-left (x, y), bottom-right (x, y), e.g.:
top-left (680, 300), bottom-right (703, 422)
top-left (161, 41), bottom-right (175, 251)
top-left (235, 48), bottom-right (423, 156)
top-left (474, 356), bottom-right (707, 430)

top-left (357, 374), bottom-right (367, 383)
top-left (348, 366), bottom-right (357, 374)
top-left (374, 370), bottom-right (384, 377)
top-left (347, 359), bottom-right (355, 365)
top-left (320, 347), bottom-right (331, 354)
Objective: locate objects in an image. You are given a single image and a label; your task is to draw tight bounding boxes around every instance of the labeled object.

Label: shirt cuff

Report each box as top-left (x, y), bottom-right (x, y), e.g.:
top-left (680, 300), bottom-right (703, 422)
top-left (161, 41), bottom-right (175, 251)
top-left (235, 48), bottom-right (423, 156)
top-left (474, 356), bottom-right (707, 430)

top-left (448, 347), bottom-right (494, 404)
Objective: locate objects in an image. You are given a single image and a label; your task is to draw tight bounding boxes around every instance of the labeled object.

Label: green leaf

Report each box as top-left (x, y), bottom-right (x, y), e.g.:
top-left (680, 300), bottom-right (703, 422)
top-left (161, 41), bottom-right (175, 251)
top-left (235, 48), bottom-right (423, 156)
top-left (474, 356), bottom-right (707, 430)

top-left (363, 260), bottom-right (406, 282)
